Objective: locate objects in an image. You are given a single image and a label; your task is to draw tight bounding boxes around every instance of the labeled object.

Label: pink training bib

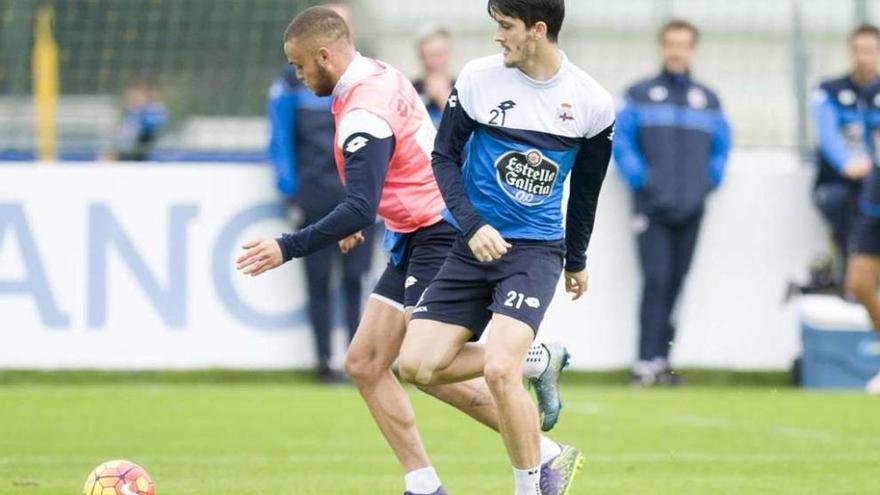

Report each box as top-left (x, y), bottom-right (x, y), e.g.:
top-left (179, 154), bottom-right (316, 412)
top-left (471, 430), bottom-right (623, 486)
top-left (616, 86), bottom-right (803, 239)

top-left (332, 59), bottom-right (445, 233)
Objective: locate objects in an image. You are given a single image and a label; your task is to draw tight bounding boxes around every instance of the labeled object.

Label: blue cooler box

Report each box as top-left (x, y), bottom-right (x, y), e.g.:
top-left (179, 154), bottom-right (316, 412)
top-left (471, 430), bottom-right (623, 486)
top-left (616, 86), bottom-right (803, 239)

top-left (799, 295), bottom-right (880, 389)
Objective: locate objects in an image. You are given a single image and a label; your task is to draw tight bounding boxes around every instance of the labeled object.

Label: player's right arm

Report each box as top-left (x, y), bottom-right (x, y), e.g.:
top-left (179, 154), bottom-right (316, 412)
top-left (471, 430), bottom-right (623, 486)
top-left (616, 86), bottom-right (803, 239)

top-left (236, 110), bottom-right (393, 276)
top-left (267, 78), bottom-right (299, 197)
top-left (432, 85), bottom-right (510, 262)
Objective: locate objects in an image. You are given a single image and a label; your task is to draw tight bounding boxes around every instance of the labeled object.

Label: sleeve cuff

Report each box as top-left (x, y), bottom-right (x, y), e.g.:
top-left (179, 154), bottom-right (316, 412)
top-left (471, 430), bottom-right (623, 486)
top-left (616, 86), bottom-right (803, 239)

top-left (461, 218), bottom-right (487, 242)
top-left (564, 256), bottom-right (586, 273)
top-left (276, 237), bottom-right (293, 263)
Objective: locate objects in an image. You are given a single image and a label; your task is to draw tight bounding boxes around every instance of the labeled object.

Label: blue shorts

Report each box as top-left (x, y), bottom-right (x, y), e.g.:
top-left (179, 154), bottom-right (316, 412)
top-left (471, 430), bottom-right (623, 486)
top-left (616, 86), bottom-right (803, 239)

top-left (410, 236), bottom-right (565, 339)
top-left (372, 221), bottom-right (458, 309)
top-left (851, 214), bottom-right (880, 256)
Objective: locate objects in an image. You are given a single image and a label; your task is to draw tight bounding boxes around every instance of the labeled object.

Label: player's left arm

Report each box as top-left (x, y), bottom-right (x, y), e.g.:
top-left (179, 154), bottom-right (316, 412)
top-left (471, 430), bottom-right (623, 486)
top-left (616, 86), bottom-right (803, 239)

top-left (236, 113), bottom-right (393, 276)
top-left (708, 96), bottom-right (733, 188)
top-left (564, 122), bottom-right (614, 300)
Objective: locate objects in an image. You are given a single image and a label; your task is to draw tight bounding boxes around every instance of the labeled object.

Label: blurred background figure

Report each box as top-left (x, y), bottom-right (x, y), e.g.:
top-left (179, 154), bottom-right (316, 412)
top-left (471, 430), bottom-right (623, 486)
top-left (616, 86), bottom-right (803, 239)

top-left (614, 19), bottom-right (732, 387)
top-left (266, 1), bottom-right (375, 384)
top-left (110, 79), bottom-right (167, 161)
top-left (809, 25), bottom-right (880, 292)
top-left (412, 26), bottom-right (454, 128)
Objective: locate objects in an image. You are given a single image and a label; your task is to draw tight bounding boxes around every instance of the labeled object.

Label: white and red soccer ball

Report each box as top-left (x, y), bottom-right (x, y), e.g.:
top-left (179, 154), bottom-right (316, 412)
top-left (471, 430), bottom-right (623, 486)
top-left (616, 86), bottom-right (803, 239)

top-left (82, 460), bottom-right (155, 495)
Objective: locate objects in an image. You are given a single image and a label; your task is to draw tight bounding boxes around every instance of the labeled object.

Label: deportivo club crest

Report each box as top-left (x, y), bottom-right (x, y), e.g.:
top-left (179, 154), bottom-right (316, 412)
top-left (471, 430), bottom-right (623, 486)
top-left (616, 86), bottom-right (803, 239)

top-left (495, 149), bottom-right (560, 207)
top-left (687, 88), bottom-right (708, 109)
top-left (557, 103), bottom-right (575, 123)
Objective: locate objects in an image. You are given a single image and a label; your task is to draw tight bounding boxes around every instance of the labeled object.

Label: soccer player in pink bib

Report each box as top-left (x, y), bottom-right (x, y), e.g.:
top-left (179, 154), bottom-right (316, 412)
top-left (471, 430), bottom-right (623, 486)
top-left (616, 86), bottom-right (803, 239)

top-left (236, 6), bottom-right (577, 495)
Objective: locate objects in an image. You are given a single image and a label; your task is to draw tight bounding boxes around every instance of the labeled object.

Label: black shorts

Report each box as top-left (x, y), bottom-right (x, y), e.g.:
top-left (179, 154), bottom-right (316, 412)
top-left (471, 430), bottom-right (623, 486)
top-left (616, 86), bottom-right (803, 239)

top-left (851, 214), bottom-right (880, 256)
top-left (410, 236), bottom-right (565, 340)
top-left (372, 221), bottom-right (458, 309)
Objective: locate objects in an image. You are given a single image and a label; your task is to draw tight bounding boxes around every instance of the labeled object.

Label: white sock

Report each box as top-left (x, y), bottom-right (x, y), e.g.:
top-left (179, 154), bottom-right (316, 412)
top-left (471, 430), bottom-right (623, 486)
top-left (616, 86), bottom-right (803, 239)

top-left (513, 465), bottom-right (541, 495)
top-left (632, 360), bottom-right (654, 376)
top-left (652, 357), bottom-right (669, 372)
top-left (539, 436), bottom-right (562, 464)
top-left (523, 343), bottom-right (550, 379)
top-left (404, 466), bottom-right (441, 494)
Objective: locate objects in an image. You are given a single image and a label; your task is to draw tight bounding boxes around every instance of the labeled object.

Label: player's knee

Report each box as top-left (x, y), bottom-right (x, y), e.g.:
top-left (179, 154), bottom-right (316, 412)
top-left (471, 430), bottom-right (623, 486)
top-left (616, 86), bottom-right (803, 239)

top-left (483, 359), bottom-right (517, 390)
top-left (398, 355), bottom-right (437, 386)
top-left (397, 356), bottom-right (420, 384)
top-left (343, 349), bottom-right (382, 383)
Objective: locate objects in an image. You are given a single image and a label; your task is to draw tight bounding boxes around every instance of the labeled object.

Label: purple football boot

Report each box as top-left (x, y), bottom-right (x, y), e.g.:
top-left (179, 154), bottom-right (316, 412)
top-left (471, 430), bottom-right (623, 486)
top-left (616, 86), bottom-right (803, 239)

top-left (540, 444), bottom-right (585, 495)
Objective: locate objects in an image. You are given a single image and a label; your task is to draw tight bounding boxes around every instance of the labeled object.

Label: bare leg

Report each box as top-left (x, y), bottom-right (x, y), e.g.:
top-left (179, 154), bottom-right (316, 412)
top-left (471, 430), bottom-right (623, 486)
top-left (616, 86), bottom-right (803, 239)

top-left (483, 314), bottom-right (541, 469)
top-left (344, 297), bottom-right (431, 472)
top-left (846, 255), bottom-right (880, 332)
top-left (398, 320), bottom-right (482, 385)
top-left (418, 378), bottom-right (500, 431)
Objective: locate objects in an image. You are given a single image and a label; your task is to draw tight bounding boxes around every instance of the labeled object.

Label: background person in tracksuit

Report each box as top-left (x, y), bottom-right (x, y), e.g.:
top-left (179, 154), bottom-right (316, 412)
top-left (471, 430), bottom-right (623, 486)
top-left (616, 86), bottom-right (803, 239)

top-left (412, 27), bottom-right (456, 129)
top-left (266, 3), bottom-right (374, 383)
top-left (811, 24), bottom-right (880, 288)
top-left (614, 19), bottom-right (732, 386)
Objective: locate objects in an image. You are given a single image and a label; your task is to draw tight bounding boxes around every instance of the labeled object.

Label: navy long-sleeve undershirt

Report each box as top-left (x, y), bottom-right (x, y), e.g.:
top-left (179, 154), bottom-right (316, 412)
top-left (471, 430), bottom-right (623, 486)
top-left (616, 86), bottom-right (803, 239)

top-left (432, 85), bottom-right (615, 271)
top-left (564, 123), bottom-right (614, 272)
top-left (276, 132), bottom-right (394, 261)
top-left (431, 88), bottom-right (487, 241)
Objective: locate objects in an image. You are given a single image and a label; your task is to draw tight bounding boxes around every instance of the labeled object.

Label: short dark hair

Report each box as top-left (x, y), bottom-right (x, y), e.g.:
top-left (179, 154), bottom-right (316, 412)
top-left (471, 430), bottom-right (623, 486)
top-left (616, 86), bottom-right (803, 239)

top-left (658, 19), bottom-right (700, 44)
top-left (283, 6), bottom-right (350, 44)
top-left (850, 24), bottom-right (880, 43)
top-left (487, 0), bottom-right (565, 43)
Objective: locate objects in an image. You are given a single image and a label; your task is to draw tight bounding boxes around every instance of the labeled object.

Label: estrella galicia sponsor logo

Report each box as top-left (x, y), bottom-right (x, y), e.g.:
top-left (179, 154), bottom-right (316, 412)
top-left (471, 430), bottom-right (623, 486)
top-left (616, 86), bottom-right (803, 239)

top-left (495, 149), bottom-right (559, 206)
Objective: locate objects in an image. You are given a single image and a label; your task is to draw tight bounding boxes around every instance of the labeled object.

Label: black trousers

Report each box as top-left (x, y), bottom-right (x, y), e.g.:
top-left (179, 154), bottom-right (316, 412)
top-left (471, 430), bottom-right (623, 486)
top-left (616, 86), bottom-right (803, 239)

top-left (301, 220), bottom-right (376, 369)
top-left (813, 181), bottom-right (862, 269)
top-left (636, 212), bottom-right (703, 362)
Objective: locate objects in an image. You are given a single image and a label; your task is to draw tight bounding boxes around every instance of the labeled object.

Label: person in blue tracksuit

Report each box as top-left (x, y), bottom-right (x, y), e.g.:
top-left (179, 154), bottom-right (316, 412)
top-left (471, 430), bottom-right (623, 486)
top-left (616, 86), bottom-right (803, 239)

top-left (614, 19), bottom-right (732, 387)
top-left (267, 45), bottom-right (375, 383)
top-left (114, 80), bottom-right (167, 161)
top-left (812, 25), bottom-right (880, 285)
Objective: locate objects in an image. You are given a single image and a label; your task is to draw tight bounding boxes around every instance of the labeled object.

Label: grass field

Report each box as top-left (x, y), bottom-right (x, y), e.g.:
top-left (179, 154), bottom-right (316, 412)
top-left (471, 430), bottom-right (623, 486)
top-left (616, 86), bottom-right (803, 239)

top-left (1, 374), bottom-right (878, 495)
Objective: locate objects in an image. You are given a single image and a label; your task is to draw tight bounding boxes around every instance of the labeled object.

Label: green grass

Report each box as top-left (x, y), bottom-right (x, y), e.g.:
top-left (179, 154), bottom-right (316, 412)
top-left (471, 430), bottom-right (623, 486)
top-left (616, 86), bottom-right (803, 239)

top-left (1, 380), bottom-right (878, 494)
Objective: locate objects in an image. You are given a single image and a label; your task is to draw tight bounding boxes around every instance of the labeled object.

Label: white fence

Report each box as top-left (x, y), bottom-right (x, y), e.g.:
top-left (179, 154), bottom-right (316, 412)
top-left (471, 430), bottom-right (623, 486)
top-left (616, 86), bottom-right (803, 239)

top-left (0, 151), bottom-right (826, 370)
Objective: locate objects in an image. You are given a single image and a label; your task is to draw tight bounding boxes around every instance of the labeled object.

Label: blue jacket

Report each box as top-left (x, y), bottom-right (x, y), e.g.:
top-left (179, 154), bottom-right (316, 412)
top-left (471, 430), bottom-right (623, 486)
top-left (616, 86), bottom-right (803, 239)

top-left (812, 74), bottom-right (879, 187)
top-left (614, 70), bottom-right (731, 222)
top-left (267, 66), bottom-right (344, 217)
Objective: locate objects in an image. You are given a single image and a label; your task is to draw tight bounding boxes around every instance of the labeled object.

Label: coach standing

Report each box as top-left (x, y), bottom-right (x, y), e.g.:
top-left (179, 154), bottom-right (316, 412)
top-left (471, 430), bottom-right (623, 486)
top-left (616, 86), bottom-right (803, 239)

top-left (266, 3), bottom-right (374, 383)
top-left (811, 25), bottom-right (880, 287)
top-left (614, 19), bottom-right (732, 387)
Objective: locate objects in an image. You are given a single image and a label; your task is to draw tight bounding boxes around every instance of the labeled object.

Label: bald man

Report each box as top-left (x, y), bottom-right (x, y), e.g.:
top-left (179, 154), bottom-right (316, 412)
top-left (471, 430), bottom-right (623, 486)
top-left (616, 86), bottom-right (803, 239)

top-left (266, 2), bottom-right (375, 383)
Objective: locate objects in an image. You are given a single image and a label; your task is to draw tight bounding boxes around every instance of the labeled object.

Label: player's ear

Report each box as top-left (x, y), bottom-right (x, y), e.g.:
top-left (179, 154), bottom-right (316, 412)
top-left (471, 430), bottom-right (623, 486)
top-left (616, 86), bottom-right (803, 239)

top-left (317, 46), bottom-right (332, 66)
top-left (532, 21), bottom-right (548, 41)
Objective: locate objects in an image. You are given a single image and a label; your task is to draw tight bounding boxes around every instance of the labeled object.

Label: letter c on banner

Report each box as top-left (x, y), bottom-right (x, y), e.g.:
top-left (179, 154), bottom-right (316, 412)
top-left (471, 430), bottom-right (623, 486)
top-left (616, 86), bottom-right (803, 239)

top-left (212, 203), bottom-right (308, 329)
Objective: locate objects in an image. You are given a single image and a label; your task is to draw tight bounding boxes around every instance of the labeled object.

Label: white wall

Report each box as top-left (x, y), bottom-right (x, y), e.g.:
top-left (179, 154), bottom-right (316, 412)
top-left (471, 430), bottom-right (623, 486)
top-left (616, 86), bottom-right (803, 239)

top-left (0, 151), bottom-right (826, 370)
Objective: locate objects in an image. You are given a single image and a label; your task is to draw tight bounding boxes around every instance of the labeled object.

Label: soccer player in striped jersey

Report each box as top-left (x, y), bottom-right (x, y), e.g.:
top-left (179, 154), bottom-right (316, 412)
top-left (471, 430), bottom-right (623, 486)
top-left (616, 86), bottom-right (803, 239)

top-left (399, 0), bottom-right (615, 493)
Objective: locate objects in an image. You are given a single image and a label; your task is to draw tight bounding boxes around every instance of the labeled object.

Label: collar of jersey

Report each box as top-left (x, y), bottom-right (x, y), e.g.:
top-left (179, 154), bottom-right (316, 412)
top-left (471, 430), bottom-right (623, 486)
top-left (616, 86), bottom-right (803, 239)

top-left (333, 53), bottom-right (383, 99)
top-left (513, 50), bottom-right (569, 89)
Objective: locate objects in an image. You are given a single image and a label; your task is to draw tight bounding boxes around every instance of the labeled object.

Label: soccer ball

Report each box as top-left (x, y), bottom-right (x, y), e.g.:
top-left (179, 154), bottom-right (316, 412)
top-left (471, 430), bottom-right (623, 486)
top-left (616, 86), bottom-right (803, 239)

top-left (82, 460), bottom-right (155, 495)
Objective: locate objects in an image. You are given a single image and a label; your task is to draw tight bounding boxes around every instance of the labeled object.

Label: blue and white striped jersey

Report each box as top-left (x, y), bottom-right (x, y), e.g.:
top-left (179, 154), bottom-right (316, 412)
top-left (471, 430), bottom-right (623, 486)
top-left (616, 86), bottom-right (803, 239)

top-left (432, 53), bottom-right (615, 271)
